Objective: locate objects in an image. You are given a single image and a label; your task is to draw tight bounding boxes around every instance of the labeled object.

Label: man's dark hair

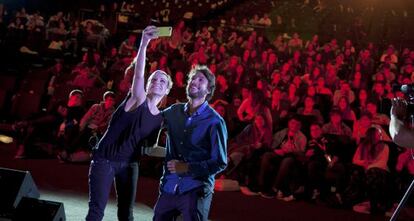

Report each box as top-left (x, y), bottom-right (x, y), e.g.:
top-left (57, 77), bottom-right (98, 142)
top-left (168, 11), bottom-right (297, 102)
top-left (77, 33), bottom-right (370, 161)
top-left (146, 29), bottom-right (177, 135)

top-left (187, 65), bottom-right (216, 101)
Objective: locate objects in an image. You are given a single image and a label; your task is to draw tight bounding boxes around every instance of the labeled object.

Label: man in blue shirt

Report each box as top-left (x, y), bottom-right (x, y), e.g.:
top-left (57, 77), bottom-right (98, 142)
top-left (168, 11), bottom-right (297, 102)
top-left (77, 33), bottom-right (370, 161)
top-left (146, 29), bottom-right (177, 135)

top-left (153, 65), bottom-right (228, 221)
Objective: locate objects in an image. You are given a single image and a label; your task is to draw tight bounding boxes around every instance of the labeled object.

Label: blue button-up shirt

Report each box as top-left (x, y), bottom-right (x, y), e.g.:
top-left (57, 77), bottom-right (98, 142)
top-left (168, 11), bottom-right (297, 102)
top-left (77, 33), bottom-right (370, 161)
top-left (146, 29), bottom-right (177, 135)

top-left (160, 101), bottom-right (228, 194)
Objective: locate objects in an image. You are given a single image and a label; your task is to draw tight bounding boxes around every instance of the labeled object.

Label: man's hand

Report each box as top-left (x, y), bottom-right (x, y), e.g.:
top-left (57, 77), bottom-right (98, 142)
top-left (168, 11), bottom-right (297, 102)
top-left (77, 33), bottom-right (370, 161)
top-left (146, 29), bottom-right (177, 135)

top-left (391, 97), bottom-right (407, 121)
top-left (167, 160), bottom-right (189, 174)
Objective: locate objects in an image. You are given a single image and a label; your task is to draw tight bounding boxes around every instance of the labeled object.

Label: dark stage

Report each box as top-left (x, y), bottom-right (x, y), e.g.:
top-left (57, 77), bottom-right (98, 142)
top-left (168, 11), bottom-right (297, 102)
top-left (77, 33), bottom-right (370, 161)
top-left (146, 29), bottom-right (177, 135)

top-left (1, 139), bottom-right (410, 221)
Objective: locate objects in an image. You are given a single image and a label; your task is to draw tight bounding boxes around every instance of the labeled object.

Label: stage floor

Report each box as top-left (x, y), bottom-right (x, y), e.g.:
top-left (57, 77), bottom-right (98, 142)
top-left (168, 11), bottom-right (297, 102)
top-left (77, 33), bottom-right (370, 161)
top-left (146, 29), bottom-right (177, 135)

top-left (1, 139), bottom-right (410, 221)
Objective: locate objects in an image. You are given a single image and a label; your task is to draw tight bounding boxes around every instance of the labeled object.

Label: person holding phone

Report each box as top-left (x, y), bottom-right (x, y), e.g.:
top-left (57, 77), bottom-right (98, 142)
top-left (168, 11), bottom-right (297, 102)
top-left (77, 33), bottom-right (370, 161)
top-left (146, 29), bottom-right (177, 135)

top-left (86, 26), bottom-right (173, 221)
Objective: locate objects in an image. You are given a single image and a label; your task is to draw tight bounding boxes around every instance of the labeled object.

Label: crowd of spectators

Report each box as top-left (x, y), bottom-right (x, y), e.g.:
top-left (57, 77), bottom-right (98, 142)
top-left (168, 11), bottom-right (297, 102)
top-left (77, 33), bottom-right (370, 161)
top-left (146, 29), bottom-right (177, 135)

top-left (0, 0), bottom-right (414, 217)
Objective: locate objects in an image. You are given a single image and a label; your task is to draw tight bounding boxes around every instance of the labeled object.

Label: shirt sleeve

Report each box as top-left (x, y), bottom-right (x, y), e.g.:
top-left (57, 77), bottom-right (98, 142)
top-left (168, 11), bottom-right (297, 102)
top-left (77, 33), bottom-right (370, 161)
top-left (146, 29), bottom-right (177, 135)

top-left (390, 116), bottom-right (414, 148)
top-left (271, 130), bottom-right (285, 149)
top-left (352, 145), bottom-right (365, 168)
top-left (80, 104), bottom-right (98, 129)
top-left (187, 118), bottom-right (228, 177)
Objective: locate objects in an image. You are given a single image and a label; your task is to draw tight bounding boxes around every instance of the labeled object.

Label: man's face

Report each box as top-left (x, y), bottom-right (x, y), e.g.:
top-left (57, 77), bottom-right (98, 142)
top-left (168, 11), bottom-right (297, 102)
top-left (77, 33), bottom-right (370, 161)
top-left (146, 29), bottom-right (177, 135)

top-left (186, 72), bottom-right (210, 100)
top-left (67, 94), bottom-right (82, 107)
top-left (310, 124), bottom-right (322, 139)
top-left (330, 113), bottom-right (341, 124)
top-left (104, 97), bottom-right (116, 109)
top-left (175, 71), bottom-right (184, 84)
top-left (367, 103), bottom-right (377, 115)
top-left (288, 119), bottom-right (301, 133)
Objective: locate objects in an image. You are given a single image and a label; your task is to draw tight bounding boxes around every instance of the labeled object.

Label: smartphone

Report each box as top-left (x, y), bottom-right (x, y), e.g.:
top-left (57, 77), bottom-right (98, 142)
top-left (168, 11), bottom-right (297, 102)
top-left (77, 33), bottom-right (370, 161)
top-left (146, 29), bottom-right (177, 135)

top-left (157, 26), bottom-right (172, 37)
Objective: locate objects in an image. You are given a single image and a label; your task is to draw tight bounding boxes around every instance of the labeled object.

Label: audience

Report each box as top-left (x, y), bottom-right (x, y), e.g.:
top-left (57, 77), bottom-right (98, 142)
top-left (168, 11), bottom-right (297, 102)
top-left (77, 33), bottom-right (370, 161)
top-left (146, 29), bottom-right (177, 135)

top-left (1, 0), bottom-right (414, 216)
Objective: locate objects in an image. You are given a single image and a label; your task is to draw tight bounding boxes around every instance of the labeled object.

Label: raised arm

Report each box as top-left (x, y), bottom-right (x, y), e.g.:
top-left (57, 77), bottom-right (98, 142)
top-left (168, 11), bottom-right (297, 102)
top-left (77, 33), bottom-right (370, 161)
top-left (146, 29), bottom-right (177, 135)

top-left (125, 26), bottom-right (159, 112)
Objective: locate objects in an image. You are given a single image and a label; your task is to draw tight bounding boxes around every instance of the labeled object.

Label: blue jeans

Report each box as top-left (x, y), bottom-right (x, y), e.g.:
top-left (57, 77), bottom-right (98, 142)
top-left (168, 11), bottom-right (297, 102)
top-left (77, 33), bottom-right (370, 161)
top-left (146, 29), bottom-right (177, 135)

top-left (153, 188), bottom-right (213, 221)
top-left (86, 158), bottom-right (139, 221)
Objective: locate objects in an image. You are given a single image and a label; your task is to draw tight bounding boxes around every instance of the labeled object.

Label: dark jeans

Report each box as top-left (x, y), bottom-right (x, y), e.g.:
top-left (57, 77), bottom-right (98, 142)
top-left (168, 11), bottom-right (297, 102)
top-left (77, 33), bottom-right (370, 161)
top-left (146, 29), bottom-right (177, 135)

top-left (259, 152), bottom-right (301, 194)
top-left (153, 188), bottom-right (213, 221)
top-left (86, 158), bottom-right (139, 221)
top-left (306, 157), bottom-right (328, 194)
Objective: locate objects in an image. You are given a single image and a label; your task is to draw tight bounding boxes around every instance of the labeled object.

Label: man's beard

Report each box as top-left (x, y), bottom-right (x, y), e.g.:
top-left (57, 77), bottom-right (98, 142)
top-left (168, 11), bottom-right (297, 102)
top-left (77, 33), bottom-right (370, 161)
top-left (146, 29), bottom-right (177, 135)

top-left (187, 87), bottom-right (208, 99)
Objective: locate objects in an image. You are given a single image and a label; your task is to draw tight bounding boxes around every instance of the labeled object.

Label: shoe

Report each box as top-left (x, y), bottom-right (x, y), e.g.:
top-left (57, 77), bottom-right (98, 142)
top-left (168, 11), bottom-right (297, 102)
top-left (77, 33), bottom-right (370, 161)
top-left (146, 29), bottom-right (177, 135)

top-left (240, 186), bottom-right (259, 196)
top-left (353, 201), bottom-right (370, 214)
top-left (20, 46), bottom-right (38, 55)
top-left (385, 203), bottom-right (398, 217)
top-left (294, 186), bottom-right (305, 195)
top-left (259, 191), bottom-right (276, 199)
top-left (283, 195), bottom-right (296, 202)
top-left (57, 150), bottom-right (69, 163)
top-left (311, 189), bottom-right (320, 200)
top-left (14, 145), bottom-right (25, 159)
top-left (276, 190), bottom-right (284, 200)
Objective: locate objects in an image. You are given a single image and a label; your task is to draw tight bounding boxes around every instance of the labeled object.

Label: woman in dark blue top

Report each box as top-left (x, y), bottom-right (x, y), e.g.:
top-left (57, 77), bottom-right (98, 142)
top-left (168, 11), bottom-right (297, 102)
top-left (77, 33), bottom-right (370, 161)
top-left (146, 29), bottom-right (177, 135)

top-left (86, 26), bottom-right (173, 221)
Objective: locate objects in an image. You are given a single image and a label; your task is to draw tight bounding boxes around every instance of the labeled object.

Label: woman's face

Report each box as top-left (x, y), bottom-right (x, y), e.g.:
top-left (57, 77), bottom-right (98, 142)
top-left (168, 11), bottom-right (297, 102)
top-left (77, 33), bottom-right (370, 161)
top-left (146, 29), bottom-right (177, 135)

top-left (272, 90), bottom-right (281, 103)
top-left (307, 86), bottom-right (316, 96)
top-left (339, 98), bottom-right (347, 110)
top-left (359, 90), bottom-right (367, 100)
top-left (146, 71), bottom-right (170, 97)
top-left (304, 97), bottom-right (314, 108)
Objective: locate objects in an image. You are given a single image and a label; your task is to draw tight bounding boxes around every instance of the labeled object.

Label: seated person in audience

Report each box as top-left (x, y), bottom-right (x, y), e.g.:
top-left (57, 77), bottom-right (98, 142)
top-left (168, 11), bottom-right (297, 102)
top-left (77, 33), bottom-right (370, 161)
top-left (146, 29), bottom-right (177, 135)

top-left (366, 100), bottom-right (390, 126)
top-left (118, 33), bottom-right (137, 58)
top-left (395, 147), bottom-right (414, 206)
top-left (333, 82), bottom-right (355, 106)
top-left (270, 88), bottom-right (290, 132)
top-left (351, 126), bottom-right (392, 214)
top-left (337, 96), bottom-right (356, 123)
top-left (58, 91), bottom-right (116, 162)
top-left (296, 96), bottom-right (324, 125)
top-left (71, 64), bottom-right (101, 89)
top-left (352, 112), bottom-right (391, 144)
top-left (304, 123), bottom-right (334, 201)
top-left (258, 13), bottom-right (272, 27)
top-left (322, 107), bottom-right (353, 137)
top-left (226, 114), bottom-right (272, 187)
top-left (14, 90), bottom-right (85, 159)
top-left (55, 89), bottom-right (86, 151)
top-left (212, 99), bottom-right (235, 136)
top-left (81, 20), bottom-right (108, 51)
top-left (237, 89), bottom-right (272, 131)
top-left (255, 116), bottom-right (307, 200)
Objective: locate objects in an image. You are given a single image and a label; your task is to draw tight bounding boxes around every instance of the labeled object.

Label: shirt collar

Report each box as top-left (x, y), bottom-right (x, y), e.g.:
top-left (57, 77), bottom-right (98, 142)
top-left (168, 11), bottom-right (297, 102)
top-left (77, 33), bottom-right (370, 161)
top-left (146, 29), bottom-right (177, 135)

top-left (184, 101), bottom-right (208, 116)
